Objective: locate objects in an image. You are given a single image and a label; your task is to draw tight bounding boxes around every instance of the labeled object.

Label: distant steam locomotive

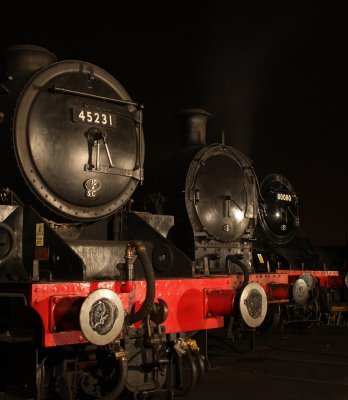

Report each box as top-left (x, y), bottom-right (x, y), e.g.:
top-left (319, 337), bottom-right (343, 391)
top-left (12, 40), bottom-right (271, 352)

top-left (0, 45), bottom-right (270, 399)
top-left (136, 108), bottom-right (345, 332)
top-left (136, 108), bottom-right (257, 277)
top-left (253, 173), bottom-right (323, 272)
top-left (254, 172), bottom-right (348, 327)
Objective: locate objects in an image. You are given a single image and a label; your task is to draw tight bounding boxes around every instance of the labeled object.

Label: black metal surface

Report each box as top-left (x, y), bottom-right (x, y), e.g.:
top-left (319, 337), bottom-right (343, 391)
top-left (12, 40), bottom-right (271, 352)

top-left (14, 61), bottom-right (143, 220)
top-left (68, 240), bottom-right (126, 279)
top-left (189, 152), bottom-right (253, 242)
top-left (0, 204), bottom-right (85, 281)
top-left (0, 44), bottom-right (57, 83)
top-left (122, 212), bottom-right (193, 277)
top-left (253, 173), bottom-right (324, 271)
top-left (177, 108), bottom-right (211, 147)
top-left (0, 46), bottom-right (144, 222)
top-left (258, 173), bottom-right (299, 245)
top-left (253, 235), bottom-right (324, 272)
top-left (134, 110), bottom-right (257, 273)
top-left (0, 293), bottom-right (41, 399)
top-left (124, 328), bottom-right (168, 394)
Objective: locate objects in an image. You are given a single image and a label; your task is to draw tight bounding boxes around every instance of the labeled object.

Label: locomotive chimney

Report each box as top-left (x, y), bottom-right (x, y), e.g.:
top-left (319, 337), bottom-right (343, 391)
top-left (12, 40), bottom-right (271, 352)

top-left (0, 44), bottom-right (57, 81)
top-left (177, 108), bottom-right (212, 147)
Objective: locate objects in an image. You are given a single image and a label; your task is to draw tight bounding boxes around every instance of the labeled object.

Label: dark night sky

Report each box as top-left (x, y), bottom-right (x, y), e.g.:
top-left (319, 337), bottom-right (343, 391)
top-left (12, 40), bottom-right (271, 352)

top-left (0, 2), bottom-right (347, 246)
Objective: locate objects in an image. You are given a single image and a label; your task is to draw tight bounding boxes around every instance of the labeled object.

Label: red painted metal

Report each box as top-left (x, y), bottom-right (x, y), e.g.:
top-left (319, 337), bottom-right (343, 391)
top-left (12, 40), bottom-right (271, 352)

top-left (248, 273), bottom-right (289, 303)
top-left (0, 269), bottom-right (342, 348)
top-left (49, 295), bottom-right (83, 332)
top-left (266, 283), bottom-right (289, 301)
top-left (276, 270), bottom-right (339, 277)
top-left (277, 270), bottom-right (342, 288)
top-left (204, 289), bottom-right (236, 317)
top-left (120, 281), bottom-right (133, 293)
top-left (27, 277), bottom-right (237, 347)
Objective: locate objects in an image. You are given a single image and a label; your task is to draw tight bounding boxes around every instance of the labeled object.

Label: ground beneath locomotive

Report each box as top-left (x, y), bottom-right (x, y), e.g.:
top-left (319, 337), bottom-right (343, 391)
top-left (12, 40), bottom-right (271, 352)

top-left (1, 325), bottom-right (347, 399)
top-left (183, 325), bottom-right (348, 400)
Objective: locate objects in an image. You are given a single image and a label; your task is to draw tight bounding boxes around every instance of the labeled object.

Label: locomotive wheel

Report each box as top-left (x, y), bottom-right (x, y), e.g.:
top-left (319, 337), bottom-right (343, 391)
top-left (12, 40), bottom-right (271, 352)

top-left (259, 303), bottom-right (281, 333)
top-left (168, 347), bottom-right (199, 397)
top-left (191, 349), bottom-right (206, 382)
top-left (185, 338), bottom-right (206, 382)
top-left (50, 375), bottom-right (73, 400)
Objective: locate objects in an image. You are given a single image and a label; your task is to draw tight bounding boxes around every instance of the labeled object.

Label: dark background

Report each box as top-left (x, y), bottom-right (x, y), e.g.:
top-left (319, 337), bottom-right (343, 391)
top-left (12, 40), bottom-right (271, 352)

top-left (0, 2), bottom-right (347, 246)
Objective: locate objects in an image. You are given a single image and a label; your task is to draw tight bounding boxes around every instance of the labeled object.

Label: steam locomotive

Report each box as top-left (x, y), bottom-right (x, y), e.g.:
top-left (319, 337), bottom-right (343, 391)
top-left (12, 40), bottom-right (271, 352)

top-left (253, 173), bottom-right (323, 271)
top-left (250, 172), bottom-right (343, 328)
top-left (249, 171), bottom-right (347, 328)
top-left (0, 45), bottom-right (270, 399)
top-left (136, 108), bottom-right (345, 332)
top-left (0, 43), bottom-right (345, 400)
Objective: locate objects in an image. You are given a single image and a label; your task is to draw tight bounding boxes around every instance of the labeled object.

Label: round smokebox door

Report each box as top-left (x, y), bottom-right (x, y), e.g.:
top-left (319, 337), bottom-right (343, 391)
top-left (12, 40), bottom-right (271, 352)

top-left (192, 154), bottom-right (252, 242)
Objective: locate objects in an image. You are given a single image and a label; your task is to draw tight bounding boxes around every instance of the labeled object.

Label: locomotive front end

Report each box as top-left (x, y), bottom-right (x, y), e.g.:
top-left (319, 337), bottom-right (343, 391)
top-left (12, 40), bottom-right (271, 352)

top-left (138, 108), bottom-right (258, 276)
top-left (0, 44), bottom-right (144, 221)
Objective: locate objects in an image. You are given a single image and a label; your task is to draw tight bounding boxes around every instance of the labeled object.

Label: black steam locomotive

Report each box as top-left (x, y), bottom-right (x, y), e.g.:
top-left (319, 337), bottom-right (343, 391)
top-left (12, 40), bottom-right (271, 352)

top-left (0, 45), bottom-right (269, 399)
top-left (252, 173), bottom-right (345, 327)
top-left (253, 173), bottom-right (324, 272)
top-left (136, 108), bottom-right (257, 278)
top-left (136, 107), bottom-right (345, 332)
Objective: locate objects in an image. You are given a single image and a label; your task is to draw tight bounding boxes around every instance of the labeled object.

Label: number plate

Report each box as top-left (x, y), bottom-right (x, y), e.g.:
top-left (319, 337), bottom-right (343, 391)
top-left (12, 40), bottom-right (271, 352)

top-left (276, 192), bottom-right (292, 202)
top-left (72, 107), bottom-right (116, 128)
